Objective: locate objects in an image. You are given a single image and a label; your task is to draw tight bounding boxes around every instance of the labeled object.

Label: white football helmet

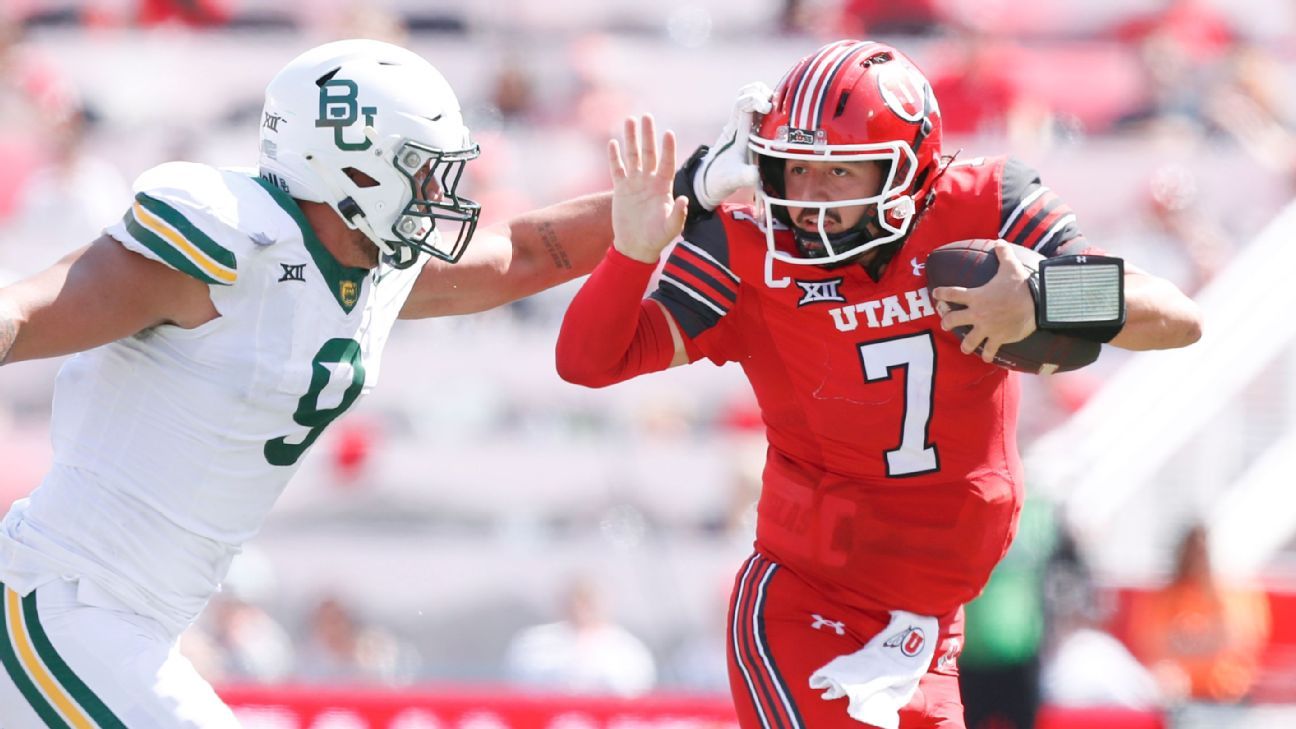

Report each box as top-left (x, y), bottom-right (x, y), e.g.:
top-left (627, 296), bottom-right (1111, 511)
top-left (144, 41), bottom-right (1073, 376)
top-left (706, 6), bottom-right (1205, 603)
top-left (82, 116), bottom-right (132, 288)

top-left (259, 38), bottom-right (480, 267)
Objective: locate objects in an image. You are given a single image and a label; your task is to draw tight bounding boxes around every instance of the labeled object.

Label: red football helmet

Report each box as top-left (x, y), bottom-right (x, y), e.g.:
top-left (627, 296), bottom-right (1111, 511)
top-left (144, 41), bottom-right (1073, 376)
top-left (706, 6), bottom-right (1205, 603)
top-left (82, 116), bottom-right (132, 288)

top-left (749, 40), bottom-right (943, 269)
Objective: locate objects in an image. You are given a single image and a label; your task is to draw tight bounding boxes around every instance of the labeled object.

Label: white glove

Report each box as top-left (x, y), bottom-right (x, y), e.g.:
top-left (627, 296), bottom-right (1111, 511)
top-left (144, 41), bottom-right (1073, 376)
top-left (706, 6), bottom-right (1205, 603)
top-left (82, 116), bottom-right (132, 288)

top-left (693, 81), bottom-right (774, 210)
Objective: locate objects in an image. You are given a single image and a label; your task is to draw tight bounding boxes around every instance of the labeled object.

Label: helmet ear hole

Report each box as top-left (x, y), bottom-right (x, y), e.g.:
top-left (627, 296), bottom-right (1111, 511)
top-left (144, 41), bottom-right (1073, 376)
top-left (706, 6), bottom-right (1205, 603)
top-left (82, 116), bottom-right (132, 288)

top-left (343, 167), bottom-right (380, 188)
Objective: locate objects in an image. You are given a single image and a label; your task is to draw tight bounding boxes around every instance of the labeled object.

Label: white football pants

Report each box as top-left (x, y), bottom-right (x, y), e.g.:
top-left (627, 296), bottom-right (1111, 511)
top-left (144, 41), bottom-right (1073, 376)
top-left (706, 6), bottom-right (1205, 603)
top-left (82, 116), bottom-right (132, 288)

top-left (0, 578), bottom-right (240, 728)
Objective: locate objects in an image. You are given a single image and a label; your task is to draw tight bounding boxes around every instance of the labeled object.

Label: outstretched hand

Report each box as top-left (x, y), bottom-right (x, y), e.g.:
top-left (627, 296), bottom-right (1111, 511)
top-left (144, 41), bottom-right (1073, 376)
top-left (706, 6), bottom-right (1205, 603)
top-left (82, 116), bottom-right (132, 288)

top-left (931, 241), bottom-right (1038, 363)
top-left (609, 115), bottom-right (689, 264)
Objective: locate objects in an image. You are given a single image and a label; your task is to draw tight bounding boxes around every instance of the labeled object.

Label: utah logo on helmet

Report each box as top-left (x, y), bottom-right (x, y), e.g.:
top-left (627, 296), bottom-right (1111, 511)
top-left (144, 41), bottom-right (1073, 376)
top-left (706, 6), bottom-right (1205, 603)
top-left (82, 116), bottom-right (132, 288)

top-left (876, 60), bottom-right (938, 124)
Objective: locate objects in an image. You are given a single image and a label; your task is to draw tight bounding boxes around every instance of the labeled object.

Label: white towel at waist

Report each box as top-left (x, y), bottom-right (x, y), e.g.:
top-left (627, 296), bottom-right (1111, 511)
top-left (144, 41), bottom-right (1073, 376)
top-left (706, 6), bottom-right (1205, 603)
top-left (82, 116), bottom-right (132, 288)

top-left (808, 610), bottom-right (938, 729)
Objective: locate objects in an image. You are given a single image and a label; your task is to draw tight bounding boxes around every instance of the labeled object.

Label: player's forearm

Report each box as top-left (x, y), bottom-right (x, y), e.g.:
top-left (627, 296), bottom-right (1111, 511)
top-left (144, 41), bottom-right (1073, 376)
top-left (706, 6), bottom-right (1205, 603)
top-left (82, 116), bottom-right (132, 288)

top-left (556, 249), bottom-right (676, 387)
top-left (0, 298), bottom-right (18, 365)
top-left (504, 191), bottom-right (613, 287)
top-left (1108, 270), bottom-right (1203, 351)
top-left (403, 193), bottom-right (614, 318)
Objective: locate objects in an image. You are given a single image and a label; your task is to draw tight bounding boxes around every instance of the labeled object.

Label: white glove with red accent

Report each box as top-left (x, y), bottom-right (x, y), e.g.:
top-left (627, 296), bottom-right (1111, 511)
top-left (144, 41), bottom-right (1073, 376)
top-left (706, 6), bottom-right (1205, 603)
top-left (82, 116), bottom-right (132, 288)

top-left (692, 81), bottom-right (774, 210)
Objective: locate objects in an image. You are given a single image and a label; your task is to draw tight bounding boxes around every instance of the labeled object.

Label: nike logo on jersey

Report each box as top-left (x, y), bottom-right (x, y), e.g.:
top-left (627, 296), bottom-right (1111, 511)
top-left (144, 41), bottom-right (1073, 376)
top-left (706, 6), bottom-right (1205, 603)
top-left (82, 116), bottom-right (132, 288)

top-left (278, 263), bottom-right (306, 282)
top-left (828, 287), bottom-right (936, 332)
top-left (911, 257), bottom-right (925, 276)
top-left (795, 277), bottom-right (846, 306)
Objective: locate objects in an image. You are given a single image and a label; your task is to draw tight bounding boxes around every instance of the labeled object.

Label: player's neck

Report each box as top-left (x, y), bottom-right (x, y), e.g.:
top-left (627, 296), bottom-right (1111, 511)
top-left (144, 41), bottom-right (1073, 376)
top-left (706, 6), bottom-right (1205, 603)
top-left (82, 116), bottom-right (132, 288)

top-left (297, 200), bottom-right (380, 269)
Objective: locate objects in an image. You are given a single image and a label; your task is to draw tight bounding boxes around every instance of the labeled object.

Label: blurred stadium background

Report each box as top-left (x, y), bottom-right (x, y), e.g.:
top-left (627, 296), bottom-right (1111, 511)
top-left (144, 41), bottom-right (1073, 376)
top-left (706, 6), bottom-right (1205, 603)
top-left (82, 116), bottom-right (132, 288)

top-left (1, 0), bottom-right (1295, 727)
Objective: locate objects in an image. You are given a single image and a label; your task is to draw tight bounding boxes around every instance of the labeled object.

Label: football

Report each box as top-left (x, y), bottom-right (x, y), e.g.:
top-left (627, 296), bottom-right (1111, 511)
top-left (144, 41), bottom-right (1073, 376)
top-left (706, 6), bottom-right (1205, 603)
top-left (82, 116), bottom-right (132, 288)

top-left (924, 239), bottom-right (1101, 375)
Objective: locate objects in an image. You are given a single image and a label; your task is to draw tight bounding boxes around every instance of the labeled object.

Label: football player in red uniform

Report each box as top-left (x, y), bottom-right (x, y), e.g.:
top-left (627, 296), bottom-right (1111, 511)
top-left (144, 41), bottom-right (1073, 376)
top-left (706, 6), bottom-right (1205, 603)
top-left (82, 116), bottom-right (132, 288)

top-left (556, 40), bottom-right (1201, 729)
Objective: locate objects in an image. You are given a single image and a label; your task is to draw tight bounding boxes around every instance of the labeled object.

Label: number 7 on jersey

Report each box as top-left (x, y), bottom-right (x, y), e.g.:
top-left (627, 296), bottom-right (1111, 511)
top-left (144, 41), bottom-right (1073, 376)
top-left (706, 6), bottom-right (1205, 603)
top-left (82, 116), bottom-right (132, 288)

top-left (857, 332), bottom-right (939, 477)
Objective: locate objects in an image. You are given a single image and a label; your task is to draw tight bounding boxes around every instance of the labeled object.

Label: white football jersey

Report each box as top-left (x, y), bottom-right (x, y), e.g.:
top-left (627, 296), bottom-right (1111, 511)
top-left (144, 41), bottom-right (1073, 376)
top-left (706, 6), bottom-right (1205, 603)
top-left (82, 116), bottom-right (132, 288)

top-left (0, 162), bottom-right (422, 634)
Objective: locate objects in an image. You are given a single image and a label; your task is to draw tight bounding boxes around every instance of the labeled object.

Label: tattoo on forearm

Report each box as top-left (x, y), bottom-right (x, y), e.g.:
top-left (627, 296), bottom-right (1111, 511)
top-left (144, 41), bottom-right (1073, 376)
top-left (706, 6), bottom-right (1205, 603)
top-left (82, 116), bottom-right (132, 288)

top-left (537, 222), bottom-right (573, 271)
top-left (0, 315), bottom-right (15, 366)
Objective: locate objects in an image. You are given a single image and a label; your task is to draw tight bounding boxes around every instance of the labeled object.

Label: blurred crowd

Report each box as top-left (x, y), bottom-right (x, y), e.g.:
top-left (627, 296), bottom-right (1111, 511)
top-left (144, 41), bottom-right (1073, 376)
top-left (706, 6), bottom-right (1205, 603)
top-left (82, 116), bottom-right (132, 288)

top-left (961, 507), bottom-right (1276, 729)
top-left (0, 0), bottom-right (1292, 718)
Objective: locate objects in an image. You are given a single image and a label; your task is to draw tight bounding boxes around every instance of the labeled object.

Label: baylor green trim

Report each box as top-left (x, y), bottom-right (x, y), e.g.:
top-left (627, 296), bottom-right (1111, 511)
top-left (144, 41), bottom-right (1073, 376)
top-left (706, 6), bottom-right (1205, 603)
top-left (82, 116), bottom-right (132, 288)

top-left (123, 211), bottom-right (223, 285)
top-left (252, 176), bottom-right (368, 314)
top-left (22, 591), bottom-right (129, 728)
top-left (134, 194), bottom-right (237, 271)
top-left (0, 585), bottom-right (70, 729)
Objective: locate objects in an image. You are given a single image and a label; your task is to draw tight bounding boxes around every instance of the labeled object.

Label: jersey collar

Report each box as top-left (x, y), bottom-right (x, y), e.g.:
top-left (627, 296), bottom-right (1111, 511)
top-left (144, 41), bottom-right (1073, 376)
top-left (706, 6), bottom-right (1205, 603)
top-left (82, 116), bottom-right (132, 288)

top-left (253, 176), bottom-right (368, 314)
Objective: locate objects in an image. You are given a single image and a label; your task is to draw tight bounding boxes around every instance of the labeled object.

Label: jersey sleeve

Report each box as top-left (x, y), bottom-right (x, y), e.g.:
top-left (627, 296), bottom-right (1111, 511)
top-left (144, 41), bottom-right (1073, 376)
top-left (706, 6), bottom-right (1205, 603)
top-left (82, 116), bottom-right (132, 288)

top-left (998, 157), bottom-right (1098, 258)
top-left (649, 213), bottom-right (740, 339)
top-left (104, 162), bottom-right (241, 286)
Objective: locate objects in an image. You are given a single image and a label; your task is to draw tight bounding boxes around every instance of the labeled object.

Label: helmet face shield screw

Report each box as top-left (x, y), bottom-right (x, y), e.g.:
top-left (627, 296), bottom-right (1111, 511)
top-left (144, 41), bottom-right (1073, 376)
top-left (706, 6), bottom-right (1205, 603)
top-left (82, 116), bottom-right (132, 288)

top-left (403, 151), bottom-right (422, 170)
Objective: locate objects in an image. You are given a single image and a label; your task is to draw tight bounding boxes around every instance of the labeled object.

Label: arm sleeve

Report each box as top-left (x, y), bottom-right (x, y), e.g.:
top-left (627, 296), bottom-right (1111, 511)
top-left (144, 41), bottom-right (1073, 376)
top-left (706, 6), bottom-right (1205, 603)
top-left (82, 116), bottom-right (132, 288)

top-left (999, 157), bottom-right (1107, 258)
top-left (556, 248), bottom-right (681, 388)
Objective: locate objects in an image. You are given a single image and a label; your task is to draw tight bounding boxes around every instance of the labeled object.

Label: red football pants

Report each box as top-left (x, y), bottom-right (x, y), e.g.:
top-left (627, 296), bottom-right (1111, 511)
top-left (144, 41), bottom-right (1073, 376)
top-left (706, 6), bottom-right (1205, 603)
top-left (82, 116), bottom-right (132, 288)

top-left (726, 552), bottom-right (967, 729)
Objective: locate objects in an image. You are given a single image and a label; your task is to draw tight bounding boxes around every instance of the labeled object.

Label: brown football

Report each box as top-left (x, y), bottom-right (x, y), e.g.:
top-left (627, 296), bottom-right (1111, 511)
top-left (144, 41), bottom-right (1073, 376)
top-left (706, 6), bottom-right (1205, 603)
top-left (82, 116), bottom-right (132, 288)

top-left (924, 239), bottom-right (1101, 374)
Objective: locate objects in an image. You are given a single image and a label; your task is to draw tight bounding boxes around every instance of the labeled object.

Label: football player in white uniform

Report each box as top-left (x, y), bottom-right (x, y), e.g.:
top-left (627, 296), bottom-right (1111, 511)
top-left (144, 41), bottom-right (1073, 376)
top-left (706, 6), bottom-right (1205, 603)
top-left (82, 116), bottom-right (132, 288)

top-left (0, 39), bottom-right (671, 727)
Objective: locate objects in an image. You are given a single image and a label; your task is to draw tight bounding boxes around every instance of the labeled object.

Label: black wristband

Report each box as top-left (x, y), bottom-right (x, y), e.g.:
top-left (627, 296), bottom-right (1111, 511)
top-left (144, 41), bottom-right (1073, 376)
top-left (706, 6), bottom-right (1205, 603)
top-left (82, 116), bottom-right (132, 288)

top-left (1031, 255), bottom-right (1126, 343)
top-left (1026, 269), bottom-right (1041, 310)
top-left (1050, 318), bottom-right (1125, 344)
top-left (673, 144), bottom-right (712, 228)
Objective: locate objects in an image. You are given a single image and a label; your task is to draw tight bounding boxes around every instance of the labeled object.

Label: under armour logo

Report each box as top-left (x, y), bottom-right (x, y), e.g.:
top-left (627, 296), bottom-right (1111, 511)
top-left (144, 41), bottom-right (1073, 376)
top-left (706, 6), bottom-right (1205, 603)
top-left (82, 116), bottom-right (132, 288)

top-left (883, 625), bottom-right (927, 657)
top-left (795, 277), bottom-right (846, 307)
top-left (911, 257), bottom-right (925, 276)
top-left (810, 614), bottom-right (846, 635)
top-left (278, 263), bottom-right (306, 283)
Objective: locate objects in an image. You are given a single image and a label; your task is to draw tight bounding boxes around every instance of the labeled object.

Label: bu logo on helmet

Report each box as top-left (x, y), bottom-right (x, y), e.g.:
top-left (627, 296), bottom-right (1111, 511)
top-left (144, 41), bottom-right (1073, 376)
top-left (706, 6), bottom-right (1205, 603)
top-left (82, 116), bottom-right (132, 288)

top-left (316, 78), bottom-right (377, 151)
top-left (883, 625), bottom-right (927, 657)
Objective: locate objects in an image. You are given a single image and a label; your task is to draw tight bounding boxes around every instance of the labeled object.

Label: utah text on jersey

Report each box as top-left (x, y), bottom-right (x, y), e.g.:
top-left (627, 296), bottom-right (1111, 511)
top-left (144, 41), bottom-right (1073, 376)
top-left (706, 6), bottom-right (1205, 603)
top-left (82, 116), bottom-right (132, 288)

top-left (827, 287), bottom-right (937, 332)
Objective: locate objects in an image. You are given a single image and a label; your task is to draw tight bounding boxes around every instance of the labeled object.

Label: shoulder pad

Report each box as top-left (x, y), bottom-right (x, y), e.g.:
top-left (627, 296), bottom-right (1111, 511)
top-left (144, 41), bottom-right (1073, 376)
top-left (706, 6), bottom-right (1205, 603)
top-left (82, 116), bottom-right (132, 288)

top-left (681, 210), bottom-right (734, 270)
top-left (107, 162), bottom-right (265, 286)
top-left (998, 157), bottom-right (1083, 255)
top-left (110, 162), bottom-right (241, 285)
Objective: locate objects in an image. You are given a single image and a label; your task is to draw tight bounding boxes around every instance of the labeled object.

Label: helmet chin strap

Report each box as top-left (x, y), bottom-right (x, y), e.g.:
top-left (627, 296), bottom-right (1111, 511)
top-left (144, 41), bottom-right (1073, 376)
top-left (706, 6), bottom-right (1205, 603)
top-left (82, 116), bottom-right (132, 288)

top-left (793, 194), bottom-right (916, 262)
top-left (384, 230), bottom-right (440, 270)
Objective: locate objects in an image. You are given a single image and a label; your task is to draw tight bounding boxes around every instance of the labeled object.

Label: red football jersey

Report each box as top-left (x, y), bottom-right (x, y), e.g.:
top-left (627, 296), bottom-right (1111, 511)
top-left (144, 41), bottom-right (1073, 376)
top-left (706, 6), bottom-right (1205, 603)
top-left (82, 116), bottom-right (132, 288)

top-left (652, 155), bottom-right (1102, 617)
